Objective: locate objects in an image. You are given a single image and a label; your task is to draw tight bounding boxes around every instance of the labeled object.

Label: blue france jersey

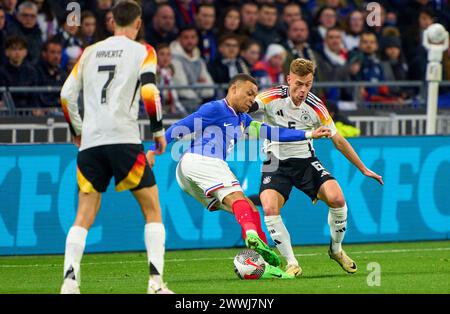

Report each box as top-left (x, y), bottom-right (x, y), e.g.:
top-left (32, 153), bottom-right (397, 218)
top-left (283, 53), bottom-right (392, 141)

top-left (165, 99), bottom-right (252, 160)
top-left (157, 98), bottom-right (309, 160)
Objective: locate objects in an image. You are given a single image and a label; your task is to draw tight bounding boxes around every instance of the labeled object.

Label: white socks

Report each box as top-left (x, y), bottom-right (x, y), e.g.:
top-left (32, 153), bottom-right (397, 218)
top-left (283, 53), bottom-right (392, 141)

top-left (145, 223), bottom-right (166, 285)
top-left (328, 204), bottom-right (348, 253)
top-left (63, 226), bottom-right (88, 285)
top-left (264, 215), bottom-right (298, 266)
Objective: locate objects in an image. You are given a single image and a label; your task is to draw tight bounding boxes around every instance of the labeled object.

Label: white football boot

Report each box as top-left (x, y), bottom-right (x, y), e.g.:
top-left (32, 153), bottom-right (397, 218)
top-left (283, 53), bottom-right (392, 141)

top-left (147, 278), bottom-right (175, 294)
top-left (60, 279), bottom-right (80, 294)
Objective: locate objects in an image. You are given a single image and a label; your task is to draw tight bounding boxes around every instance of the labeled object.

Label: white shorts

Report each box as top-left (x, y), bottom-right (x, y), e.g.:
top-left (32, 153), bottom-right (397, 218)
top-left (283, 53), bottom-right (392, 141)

top-left (176, 153), bottom-right (242, 211)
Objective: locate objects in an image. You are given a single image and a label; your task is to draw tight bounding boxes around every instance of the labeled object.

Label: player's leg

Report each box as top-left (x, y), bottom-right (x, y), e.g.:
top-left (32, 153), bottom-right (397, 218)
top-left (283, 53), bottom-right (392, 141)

top-left (132, 186), bottom-right (173, 294)
top-left (222, 191), bottom-right (281, 267)
top-left (260, 189), bottom-right (302, 276)
top-left (110, 144), bottom-right (172, 294)
top-left (259, 155), bottom-right (300, 275)
top-left (61, 147), bottom-right (111, 294)
top-left (61, 191), bottom-right (102, 294)
top-left (317, 180), bottom-right (357, 273)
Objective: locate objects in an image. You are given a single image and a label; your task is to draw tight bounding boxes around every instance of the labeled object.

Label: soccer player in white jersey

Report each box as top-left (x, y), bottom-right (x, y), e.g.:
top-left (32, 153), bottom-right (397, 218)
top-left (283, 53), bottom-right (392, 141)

top-left (249, 58), bottom-right (384, 276)
top-left (59, 1), bottom-right (173, 294)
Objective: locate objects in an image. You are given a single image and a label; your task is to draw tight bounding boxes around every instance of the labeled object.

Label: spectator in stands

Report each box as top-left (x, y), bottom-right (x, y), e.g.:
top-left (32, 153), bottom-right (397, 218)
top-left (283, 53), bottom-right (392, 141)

top-left (279, 2), bottom-right (302, 35)
top-left (253, 3), bottom-right (282, 53)
top-left (216, 7), bottom-right (243, 39)
top-left (96, 0), bottom-right (112, 10)
top-left (401, 0), bottom-right (450, 33)
top-left (317, 27), bottom-right (348, 70)
top-left (317, 0), bottom-right (354, 22)
top-left (0, 6), bottom-right (6, 64)
top-left (208, 33), bottom-right (248, 84)
top-left (240, 39), bottom-right (262, 76)
top-left (170, 25), bottom-right (214, 110)
top-left (282, 20), bottom-right (320, 75)
top-left (32, 0), bottom-right (58, 42)
top-left (77, 11), bottom-right (96, 48)
top-left (93, 0), bottom-right (113, 22)
top-left (240, 1), bottom-right (258, 37)
top-left (6, 1), bottom-right (42, 64)
top-left (350, 32), bottom-right (402, 103)
top-left (53, 12), bottom-right (83, 50)
top-left (380, 34), bottom-right (413, 99)
top-left (170, 0), bottom-right (197, 29)
top-left (1, 0), bottom-right (17, 26)
top-left (0, 35), bottom-right (38, 108)
top-left (316, 27), bottom-right (355, 101)
top-left (343, 9), bottom-right (364, 51)
top-left (195, 4), bottom-right (217, 62)
top-left (36, 38), bottom-right (66, 108)
top-left (253, 43), bottom-right (286, 86)
top-left (309, 6), bottom-right (338, 51)
top-left (385, 10), bottom-right (398, 27)
top-left (146, 4), bottom-right (177, 47)
top-left (95, 9), bottom-right (114, 41)
top-left (404, 8), bottom-right (435, 80)
top-left (156, 43), bottom-right (187, 115)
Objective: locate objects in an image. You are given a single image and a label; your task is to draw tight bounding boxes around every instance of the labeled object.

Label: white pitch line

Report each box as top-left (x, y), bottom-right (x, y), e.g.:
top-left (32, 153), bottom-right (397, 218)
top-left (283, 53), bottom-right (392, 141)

top-left (0, 247), bottom-right (449, 268)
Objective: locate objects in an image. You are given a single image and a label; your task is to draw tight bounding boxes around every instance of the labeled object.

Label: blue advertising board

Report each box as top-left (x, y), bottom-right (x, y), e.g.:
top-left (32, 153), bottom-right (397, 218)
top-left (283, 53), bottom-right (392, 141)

top-left (0, 136), bottom-right (449, 255)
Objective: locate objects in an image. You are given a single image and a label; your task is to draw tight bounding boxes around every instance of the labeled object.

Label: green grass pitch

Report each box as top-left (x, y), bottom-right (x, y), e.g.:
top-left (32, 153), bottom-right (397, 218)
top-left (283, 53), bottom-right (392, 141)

top-left (0, 241), bottom-right (449, 294)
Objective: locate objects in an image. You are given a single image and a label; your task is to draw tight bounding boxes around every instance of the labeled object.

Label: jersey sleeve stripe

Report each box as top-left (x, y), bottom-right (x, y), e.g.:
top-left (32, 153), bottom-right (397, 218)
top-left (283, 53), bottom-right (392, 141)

top-left (141, 44), bottom-right (157, 72)
top-left (256, 89), bottom-right (284, 105)
top-left (306, 96), bottom-right (329, 118)
top-left (308, 92), bottom-right (323, 103)
top-left (305, 97), bottom-right (332, 124)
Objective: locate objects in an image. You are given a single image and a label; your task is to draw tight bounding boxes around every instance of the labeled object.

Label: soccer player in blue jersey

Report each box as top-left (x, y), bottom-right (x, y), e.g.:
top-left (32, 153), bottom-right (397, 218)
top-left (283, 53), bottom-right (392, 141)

top-left (150, 74), bottom-right (331, 274)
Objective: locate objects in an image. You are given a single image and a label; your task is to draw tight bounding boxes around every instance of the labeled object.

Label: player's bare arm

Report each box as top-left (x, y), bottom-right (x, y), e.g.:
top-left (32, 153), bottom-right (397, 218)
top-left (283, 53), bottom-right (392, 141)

top-left (331, 132), bottom-right (384, 185)
top-left (73, 135), bottom-right (81, 148)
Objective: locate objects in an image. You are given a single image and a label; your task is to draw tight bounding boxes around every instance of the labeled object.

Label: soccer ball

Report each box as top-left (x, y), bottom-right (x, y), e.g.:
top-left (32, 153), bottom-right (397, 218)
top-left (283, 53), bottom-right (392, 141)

top-left (426, 23), bottom-right (447, 45)
top-left (233, 249), bottom-right (266, 280)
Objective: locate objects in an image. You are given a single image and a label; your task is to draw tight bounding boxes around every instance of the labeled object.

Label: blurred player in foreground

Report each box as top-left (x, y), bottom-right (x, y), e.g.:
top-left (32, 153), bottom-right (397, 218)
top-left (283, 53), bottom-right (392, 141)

top-left (59, 1), bottom-right (172, 294)
top-left (150, 73), bottom-right (331, 278)
top-left (250, 58), bottom-right (384, 276)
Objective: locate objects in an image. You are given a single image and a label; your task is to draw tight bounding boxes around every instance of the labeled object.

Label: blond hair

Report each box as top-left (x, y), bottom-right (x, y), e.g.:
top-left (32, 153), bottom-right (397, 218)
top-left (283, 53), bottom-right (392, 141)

top-left (290, 58), bottom-right (315, 76)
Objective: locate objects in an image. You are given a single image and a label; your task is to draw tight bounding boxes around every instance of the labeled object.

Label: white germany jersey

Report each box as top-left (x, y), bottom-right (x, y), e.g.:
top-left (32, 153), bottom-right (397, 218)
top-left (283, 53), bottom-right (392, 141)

top-left (255, 86), bottom-right (337, 160)
top-left (61, 36), bottom-right (159, 151)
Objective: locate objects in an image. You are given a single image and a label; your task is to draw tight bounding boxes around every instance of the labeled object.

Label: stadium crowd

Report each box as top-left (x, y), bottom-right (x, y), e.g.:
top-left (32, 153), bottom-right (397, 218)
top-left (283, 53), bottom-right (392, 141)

top-left (0, 0), bottom-right (449, 116)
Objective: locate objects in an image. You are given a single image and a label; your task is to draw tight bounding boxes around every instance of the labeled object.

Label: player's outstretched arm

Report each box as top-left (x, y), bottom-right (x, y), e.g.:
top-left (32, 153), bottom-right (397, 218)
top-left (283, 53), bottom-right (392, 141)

top-left (248, 121), bottom-right (331, 142)
top-left (331, 132), bottom-right (384, 185)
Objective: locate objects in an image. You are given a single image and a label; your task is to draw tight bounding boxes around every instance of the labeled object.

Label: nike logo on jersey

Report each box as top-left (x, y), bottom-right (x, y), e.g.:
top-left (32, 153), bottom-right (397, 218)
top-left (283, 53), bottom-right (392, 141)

top-left (224, 123), bottom-right (233, 127)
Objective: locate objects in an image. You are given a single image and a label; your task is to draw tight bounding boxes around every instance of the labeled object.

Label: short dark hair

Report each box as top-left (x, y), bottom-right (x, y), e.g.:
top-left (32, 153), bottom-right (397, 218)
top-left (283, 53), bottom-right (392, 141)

top-left (42, 38), bottom-right (62, 52)
top-left (5, 35), bottom-right (27, 50)
top-left (229, 73), bottom-right (257, 87)
top-left (259, 3), bottom-right (277, 11)
top-left (112, 0), bottom-right (142, 27)
top-left (178, 25), bottom-right (198, 37)
top-left (197, 3), bottom-right (215, 13)
top-left (155, 42), bottom-right (170, 52)
top-left (218, 33), bottom-right (240, 46)
top-left (81, 10), bottom-right (96, 23)
top-left (326, 26), bottom-right (343, 36)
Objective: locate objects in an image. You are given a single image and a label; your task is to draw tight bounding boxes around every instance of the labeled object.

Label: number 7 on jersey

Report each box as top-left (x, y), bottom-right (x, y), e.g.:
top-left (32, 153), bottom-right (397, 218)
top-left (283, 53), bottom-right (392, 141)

top-left (98, 65), bottom-right (116, 104)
